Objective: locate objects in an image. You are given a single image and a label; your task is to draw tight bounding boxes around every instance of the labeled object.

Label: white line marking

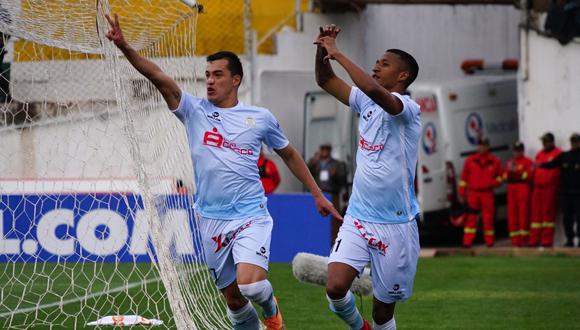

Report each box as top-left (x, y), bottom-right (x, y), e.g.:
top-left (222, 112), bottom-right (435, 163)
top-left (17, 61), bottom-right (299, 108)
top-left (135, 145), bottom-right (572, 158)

top-left (0, 275), bottom-right (162, 318)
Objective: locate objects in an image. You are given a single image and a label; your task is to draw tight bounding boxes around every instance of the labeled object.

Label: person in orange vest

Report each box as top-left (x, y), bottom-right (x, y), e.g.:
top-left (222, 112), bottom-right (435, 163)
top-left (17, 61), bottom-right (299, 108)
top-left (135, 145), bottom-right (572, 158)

top-left (258, 150), bottom-right (281, 194)
top-left (503, 141), bottom-right (534, 247)
top-left (458, 138), bottom-right (503, 247)
top-left (530, 132), bottom-right (561, 247)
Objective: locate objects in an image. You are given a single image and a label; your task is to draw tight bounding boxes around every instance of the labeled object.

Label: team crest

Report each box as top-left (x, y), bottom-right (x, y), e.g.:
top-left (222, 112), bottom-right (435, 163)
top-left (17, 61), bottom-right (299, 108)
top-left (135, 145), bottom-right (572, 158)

top-left (244, 116), bottom-right (256, 128)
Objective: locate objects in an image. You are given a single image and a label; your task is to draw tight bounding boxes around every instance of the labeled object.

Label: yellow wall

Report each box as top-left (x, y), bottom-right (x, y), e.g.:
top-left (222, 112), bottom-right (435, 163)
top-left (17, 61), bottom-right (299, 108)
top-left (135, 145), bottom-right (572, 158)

top-left (15, 0), bottom-right (301, 62)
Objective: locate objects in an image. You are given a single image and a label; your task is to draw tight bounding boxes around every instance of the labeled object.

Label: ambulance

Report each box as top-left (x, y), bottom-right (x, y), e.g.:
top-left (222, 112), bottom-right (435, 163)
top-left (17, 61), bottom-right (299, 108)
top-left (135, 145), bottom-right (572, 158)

top-left (410, 60), bottom-right (519, 237)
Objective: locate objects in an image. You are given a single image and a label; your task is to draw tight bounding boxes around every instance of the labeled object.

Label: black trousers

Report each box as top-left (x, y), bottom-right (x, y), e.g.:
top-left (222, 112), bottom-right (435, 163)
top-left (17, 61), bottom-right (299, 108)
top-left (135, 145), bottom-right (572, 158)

top-left (562, 193), bottom-right (580, 243)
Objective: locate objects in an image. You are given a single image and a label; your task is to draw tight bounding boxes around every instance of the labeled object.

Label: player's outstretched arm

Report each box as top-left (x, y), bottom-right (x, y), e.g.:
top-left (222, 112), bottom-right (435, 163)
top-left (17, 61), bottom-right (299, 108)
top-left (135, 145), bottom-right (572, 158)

top-left (314, 26), bottom-right (350, 106)
top-left (105, 13), bottom-right (181, 110)
top-left (275, 145), bottom-right (342, 220)
top-left (316, 25), bottom-right (403, 115)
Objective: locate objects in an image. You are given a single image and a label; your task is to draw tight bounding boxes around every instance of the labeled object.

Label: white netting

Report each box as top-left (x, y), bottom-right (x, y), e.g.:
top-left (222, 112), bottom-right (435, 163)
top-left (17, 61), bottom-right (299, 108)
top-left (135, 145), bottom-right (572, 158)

top-left (0, 1), bottom-right (231, 329)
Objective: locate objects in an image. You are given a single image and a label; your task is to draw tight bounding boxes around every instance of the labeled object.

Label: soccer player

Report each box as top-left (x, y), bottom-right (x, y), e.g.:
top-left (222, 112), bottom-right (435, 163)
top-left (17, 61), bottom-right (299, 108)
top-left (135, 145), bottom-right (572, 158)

top-left (105, 14), bottom-right (341, 330)
top-left (315, 25), bottom-right (421, 330)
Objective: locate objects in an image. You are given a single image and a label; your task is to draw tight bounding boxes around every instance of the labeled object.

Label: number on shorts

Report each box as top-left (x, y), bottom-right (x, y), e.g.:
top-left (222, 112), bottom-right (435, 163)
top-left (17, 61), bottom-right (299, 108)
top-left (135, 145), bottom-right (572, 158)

top-left (334, 239), bottom-right (342, 252)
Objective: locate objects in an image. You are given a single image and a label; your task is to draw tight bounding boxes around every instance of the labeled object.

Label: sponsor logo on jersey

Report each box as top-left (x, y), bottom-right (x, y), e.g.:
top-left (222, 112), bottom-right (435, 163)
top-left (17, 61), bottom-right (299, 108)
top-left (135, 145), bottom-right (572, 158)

top-left (203, 127), bottom-right (254, 156)
top-left (362, 109), bottom-right (374, 121)
top-left (353, 220), bottom-right (389, 255)
top-left (207, 111), bottom-right (221, 122)
top-left (359, 137), bottom-right (384, 152)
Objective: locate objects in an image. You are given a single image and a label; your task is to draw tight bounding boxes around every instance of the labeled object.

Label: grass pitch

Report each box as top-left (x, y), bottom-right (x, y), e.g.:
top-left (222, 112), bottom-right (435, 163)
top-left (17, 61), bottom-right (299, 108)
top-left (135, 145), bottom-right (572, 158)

top-left (1, 256), bottom-right (579, 329)
top-left (270, 256), bottom-right (580, 329)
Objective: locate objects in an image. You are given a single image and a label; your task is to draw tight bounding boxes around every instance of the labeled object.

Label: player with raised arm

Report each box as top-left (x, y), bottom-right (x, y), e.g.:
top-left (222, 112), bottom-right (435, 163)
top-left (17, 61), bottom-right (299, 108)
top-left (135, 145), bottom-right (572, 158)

top-left (105, 14), bottom-right (341, 330)
top-left (315, 25), bottom-right (421, 330)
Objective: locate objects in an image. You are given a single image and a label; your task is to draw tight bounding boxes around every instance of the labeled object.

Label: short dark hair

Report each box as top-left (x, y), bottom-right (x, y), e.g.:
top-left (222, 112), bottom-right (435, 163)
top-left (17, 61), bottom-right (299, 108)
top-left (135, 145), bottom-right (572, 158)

top-left (386, 49), bottom-right (419, 88)
top-left (541, 132), bottom-right (555, 142)
top-left (513, 141), bottom-right (525, 151)
top-left (206, 51), bottom-right (243, 80)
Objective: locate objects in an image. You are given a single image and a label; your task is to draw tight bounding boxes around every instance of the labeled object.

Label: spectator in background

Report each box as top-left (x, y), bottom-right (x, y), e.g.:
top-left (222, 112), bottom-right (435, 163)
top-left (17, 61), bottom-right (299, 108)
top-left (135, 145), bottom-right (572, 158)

top-left (503, 141), bottom-right (534, 247)
top-left (308, 143), bottom-right (348, 241)
top-left (258, 150), bottom-right (281, 194)
top-left (540, 133), bottom-right (580, 247)
top-left (530, 132), bottom-right (561, 247)
top-left (458, 137), bottom-right (503, 248)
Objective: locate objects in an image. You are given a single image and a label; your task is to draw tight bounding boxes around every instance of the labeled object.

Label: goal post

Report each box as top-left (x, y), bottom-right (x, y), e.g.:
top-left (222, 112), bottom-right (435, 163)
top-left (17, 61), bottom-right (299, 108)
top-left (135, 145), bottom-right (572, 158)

top-left (0, 1), bottom-right (230, 329)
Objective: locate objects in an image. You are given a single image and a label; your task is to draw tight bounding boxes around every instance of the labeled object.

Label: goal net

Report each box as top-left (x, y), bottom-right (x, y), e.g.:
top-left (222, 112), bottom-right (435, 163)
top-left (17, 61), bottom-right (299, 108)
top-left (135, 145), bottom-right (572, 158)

top-left (0, 0), bottom-right (230, 328)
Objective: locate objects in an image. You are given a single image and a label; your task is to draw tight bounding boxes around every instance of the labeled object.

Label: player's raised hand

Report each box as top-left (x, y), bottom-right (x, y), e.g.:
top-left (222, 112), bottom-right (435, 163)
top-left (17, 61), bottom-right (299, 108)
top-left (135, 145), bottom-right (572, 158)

top-left (315, 195), bottom-right (343, 221)
top-left (105, 13), bottom-right (127, 48)
top-left (314, 24), bottom-right (342, 62)
top-left (315, 24), bottom-right (342, 40)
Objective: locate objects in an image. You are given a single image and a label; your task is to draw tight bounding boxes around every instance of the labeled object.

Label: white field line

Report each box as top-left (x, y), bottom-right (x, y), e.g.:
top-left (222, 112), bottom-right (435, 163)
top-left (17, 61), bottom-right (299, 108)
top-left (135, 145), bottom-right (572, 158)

top-left (0, 266), bottom-right (204, 318)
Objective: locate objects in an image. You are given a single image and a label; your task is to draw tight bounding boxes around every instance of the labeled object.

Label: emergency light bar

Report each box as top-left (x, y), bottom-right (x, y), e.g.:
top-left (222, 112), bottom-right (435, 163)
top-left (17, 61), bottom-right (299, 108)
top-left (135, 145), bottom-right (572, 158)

top-left (461, 59), bottom-right (518, 74)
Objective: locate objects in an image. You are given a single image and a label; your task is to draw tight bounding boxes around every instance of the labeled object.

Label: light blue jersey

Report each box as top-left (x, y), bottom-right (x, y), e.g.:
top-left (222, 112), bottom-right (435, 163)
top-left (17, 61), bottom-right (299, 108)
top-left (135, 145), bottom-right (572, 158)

top-left (346, 87), bottom-right (421, 224)
top-left (173, 91), bottom-right (289, 220)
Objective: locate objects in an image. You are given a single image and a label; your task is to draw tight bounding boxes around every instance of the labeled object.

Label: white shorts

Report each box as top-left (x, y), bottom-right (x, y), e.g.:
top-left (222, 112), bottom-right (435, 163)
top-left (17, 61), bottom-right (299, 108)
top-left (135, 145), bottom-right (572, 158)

top-left (329, 214), bottom-right (420, 304)
top-left (197, 214), bottom-right (273, 289)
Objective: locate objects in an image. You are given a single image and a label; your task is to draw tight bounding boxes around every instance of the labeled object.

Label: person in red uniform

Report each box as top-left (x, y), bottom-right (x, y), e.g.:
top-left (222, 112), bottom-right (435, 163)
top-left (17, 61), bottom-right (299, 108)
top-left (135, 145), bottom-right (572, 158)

top-left (530, 132), bottom-right (561, 247)
top-left (458, 138), bottom-right (503, 247)
top-left (503, 141), bottom-right (534, 247)
top-left (258, 150), bottom-right (281, 194)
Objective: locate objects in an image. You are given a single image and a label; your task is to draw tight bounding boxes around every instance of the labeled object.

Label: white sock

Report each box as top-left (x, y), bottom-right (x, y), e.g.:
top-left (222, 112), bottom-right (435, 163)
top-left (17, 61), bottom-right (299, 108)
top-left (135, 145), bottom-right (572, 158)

top-left (374, 317), bottom-right (396, 330)
top-left (327, 291), bottom-right (364, 330)
top-left (238, 279), bottom-right (277, 318)
top-left (226, 301), bottom-right (261, 330)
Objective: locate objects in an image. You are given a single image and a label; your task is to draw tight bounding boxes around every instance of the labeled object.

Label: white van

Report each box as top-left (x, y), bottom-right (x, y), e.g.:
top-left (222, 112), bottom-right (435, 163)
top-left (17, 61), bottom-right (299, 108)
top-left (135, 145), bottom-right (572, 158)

top-left (410, 73), bottom-right (518, 235)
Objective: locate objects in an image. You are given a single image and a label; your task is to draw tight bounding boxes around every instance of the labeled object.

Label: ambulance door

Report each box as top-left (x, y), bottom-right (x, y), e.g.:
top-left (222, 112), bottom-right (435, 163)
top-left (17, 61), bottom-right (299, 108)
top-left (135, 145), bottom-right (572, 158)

top-left (303, 91), bottom-right (354, 166)
top-left (415, 93), bottom-right (448, 213)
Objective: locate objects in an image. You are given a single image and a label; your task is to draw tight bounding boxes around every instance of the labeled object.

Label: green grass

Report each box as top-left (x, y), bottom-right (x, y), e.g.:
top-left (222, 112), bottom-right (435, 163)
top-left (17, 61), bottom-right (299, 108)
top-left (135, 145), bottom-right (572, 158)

top-left (1, 256), bottom-right (579, 329)
top-left (269, 256), bottom-right (580, 330)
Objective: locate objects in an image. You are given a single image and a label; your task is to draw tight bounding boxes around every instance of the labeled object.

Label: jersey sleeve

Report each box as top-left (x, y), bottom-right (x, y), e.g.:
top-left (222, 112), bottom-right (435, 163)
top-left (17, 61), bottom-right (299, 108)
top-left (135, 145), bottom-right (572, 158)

top-left (171, 90), bottom-right (203, 124)
top-left (263, 111), bottom-right (290, 150)
top-left (390, 92), bottom-right (420, 124)
top-left (348, 87), bottom-right (374, 114)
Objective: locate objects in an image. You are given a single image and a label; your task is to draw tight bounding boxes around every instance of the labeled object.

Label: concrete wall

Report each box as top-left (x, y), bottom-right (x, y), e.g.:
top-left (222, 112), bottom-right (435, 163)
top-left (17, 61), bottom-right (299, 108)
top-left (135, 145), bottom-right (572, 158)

top-left (363, 5), bottom-right (520, 81)
top-left (519, 30), bottom-right (580, 156)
